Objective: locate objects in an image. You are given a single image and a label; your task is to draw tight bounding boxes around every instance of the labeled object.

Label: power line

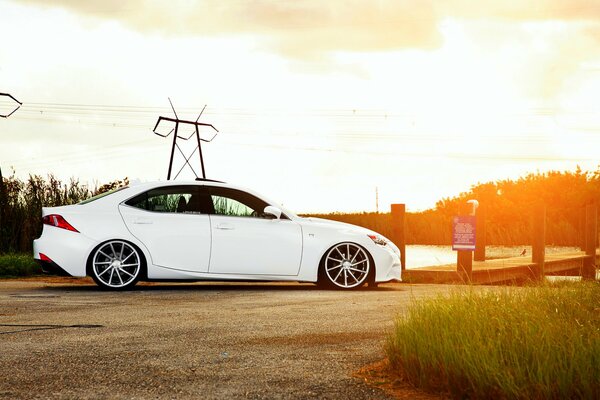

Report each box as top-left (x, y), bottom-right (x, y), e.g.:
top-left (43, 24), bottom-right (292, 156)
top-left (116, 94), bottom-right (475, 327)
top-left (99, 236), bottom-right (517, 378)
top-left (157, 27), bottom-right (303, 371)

top-left (11, 112), bottom-right (600, 146)
top-left (229, 141), bottom-right (600, 163)
top-left (3, 98), bottom-right (600, 171)
top-left (18, 100), bottom-right (600, 118)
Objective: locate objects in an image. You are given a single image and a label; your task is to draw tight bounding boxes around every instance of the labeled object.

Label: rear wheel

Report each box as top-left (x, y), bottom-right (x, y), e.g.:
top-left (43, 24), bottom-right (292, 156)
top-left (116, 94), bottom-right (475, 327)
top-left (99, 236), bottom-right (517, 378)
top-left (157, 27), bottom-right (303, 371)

top-left (90, 240), bottom-right (142, 290)
top-left (320, 242), bottom-right (370, 289)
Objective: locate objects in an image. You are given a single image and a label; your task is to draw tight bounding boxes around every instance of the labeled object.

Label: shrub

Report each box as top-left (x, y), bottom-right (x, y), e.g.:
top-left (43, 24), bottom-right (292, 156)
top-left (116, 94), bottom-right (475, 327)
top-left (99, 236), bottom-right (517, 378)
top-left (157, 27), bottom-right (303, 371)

top-left (0, 253), bottom-right (42, 277)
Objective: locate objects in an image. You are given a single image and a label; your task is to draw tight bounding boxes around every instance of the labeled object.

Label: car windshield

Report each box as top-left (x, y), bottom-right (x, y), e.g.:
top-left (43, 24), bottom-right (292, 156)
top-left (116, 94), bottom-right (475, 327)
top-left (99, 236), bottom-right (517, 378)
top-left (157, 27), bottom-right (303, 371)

top-left (79, 186), bottom-right (129, 205)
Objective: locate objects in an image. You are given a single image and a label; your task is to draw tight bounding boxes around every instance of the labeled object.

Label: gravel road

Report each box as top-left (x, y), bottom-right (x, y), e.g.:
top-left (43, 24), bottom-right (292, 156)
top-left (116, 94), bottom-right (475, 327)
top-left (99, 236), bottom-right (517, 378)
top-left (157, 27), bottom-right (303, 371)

top-left (0, 279), bottom-right (456, 399)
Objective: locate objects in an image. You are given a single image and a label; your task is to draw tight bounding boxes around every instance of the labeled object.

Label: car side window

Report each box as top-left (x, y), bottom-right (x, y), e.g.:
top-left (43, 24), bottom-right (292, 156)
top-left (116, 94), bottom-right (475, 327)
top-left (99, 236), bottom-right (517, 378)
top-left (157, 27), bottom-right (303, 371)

top-left (125, 186), bottom-right (210, 214)
top-left (207, 187), bottom-right (269, 218)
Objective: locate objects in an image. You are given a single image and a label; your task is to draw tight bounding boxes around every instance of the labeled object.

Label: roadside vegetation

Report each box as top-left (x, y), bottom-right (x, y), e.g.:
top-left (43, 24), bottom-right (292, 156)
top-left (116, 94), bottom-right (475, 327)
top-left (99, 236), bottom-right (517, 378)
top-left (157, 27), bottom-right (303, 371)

top-left (0, 171), bottom-right (128, 253)
top-left (0, 172), bottom-right (128, 277)
top-left (0, 253), bottom-right (41, 277)
top-left (385, 282), bottom-right (600, 399)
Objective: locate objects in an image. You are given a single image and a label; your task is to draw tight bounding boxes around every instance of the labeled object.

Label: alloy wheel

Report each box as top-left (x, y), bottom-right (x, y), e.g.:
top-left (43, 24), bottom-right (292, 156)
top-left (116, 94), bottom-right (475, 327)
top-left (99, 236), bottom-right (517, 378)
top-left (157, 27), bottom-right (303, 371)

top-left (324, 243), bottom-right (370, 289)
top-left (92, 241), bottom-right (141, 289)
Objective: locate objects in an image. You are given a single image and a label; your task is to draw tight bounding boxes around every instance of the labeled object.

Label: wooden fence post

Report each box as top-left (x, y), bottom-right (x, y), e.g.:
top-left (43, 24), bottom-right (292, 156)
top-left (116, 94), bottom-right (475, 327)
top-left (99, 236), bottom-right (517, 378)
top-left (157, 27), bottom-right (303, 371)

top-left (532, 203), bottom-right (546, 281)
top-left (474, 203), bottom-right (486, 262)
top-left (456, 201), bottom-right (473, 282)
top-left (583, 204), bottom-right (597, 280)
top-left (579, 207), bottom-right (586, 250)
top-left (391, 204), bottom-right (406, 271)
top-left (457, 251), bottom-right (472, 282)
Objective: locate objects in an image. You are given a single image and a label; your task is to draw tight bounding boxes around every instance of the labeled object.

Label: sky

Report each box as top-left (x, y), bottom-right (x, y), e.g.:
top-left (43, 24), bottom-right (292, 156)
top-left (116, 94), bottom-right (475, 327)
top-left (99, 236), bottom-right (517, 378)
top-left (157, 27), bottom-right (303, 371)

top-left (1, 0), bottom-right (600, 213)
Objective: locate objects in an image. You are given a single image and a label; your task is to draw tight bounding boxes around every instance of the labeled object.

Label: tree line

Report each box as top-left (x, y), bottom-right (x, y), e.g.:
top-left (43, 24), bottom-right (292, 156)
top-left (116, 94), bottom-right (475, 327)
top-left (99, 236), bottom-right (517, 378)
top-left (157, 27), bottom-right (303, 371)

top-left (309, 167), bottom-right (600, 246)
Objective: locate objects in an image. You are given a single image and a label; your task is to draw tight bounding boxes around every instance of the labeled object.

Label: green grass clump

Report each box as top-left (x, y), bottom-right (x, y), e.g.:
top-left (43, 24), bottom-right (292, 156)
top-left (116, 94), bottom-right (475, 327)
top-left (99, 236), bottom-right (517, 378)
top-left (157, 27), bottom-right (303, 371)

top-left (0, 253), bottom-right (42, 277)
top-left (386, 283), bottom-right (600, 399)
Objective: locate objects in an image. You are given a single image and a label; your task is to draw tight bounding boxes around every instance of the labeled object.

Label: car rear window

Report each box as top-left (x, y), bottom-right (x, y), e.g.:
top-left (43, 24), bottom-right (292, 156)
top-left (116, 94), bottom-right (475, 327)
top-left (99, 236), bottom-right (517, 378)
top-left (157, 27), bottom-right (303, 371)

top-left (79, 186), bottom-right (129, 205)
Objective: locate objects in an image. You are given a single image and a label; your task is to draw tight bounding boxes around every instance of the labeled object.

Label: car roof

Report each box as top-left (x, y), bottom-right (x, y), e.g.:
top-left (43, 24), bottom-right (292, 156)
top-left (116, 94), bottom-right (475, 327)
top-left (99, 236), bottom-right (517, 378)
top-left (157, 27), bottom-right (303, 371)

top-left (128, 180), bottom-right (232, 191)
top-left (194, 178), bottom-right (225, 183)
top-left (79, 180), bottom-right (298, 219)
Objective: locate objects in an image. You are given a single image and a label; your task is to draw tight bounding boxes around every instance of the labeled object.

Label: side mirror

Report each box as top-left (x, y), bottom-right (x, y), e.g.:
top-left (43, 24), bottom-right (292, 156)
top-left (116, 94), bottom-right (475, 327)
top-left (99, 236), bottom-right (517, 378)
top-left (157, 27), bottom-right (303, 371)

top-left (263, 205), bottom-right (282, 220)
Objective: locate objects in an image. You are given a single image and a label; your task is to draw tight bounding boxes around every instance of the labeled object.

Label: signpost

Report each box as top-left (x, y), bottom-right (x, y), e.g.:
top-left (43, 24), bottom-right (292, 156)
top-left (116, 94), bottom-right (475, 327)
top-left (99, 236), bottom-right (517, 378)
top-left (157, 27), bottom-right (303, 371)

top-left (452, 216), bottom-right (476, 251)
top-left (453, 200), bottom-right (478, 282)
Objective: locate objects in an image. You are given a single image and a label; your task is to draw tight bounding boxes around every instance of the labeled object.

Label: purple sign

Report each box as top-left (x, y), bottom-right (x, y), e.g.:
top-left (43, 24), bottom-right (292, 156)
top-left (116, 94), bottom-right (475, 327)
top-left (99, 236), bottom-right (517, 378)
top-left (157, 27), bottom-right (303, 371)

top-left (452, 216), bottom-right (476, 251)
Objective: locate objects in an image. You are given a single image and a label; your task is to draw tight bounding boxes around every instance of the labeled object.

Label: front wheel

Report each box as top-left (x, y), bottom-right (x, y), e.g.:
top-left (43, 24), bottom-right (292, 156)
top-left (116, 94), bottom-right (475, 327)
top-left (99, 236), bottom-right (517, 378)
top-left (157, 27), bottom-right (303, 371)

top-left (320, 242), bottom-right (371, 289)
top-left (90, 240), bottom-right (142, 290)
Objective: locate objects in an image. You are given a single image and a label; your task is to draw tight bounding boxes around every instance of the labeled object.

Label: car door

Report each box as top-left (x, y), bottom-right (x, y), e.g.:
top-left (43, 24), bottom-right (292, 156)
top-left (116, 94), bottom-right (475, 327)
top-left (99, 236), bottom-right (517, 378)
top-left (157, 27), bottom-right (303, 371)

top-left (206, 186), bottom-right (302, 276)
top-left (118, 185), bottom-right (212, 272)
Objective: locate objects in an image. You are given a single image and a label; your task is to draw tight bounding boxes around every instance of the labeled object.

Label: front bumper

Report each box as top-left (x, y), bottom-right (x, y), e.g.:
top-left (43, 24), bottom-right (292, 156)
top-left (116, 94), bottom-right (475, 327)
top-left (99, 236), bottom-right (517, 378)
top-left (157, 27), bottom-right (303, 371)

top-left (373, 245), bottom-right (402, 282)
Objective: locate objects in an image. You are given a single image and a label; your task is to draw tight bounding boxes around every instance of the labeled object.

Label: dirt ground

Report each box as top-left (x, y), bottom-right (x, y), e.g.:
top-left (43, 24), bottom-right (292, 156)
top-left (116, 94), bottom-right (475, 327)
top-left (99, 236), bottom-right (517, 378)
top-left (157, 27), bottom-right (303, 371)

top-left (0, 278), bottom-right (456, 399)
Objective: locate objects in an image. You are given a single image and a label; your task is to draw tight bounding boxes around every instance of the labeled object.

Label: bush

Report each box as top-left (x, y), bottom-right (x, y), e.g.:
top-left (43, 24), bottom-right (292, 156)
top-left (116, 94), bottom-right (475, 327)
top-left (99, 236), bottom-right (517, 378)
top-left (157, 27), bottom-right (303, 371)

top-left (0, 253), bottom-right (42, 277)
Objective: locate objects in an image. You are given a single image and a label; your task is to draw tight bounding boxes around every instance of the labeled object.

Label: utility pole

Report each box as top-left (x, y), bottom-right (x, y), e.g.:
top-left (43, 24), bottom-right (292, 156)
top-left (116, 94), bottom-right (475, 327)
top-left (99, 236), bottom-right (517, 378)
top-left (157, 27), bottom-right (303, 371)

top-left (0, 93), bottom-right (22, 118)
top-left (0, 166), bottom-right (3, 254)
top-left (0, 93), bottom-right (22, 253)
top-left (375, 186), bottom-right (379, 213)
top-left (153, 99), bottom-right (219, 180)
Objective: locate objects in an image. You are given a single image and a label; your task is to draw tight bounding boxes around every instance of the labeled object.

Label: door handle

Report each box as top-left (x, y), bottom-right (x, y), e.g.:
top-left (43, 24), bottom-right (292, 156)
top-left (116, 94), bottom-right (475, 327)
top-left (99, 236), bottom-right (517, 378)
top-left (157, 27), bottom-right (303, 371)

top-left (215, 223), bottom-right (234, 230)
top-left (132, 218), bottom-right (153, 225)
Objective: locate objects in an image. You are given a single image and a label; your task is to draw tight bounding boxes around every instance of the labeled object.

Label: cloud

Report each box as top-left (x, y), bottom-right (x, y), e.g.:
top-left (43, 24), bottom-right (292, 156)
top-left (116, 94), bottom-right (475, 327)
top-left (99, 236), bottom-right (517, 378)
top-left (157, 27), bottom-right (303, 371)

top-left (441, 0), bottom-right (600, 21)
top-left (523, 25), bottom-right (600, 97)
top-left (14, 0), bottom-right (600, 98)
top-left (16, 0), bottom-right (600, 59)
top-left (17, 0), bottom-right (442, 58)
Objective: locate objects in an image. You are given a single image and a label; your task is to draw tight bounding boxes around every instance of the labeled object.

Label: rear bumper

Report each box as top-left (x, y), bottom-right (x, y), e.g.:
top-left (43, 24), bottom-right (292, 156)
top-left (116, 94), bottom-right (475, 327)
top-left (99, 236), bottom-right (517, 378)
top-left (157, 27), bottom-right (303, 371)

top-left (34, 258), bottom-right (73, 277)
top-left (33, 225), bottom-right (96, 277)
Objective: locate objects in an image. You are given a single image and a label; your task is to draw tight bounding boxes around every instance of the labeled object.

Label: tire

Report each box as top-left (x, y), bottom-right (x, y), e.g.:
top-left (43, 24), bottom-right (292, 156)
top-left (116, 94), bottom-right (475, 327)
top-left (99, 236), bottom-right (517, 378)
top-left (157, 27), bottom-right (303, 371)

top-left (89, 240), bottom-right (143, 290)
top-left (319, 242), bottom-right (371, 289)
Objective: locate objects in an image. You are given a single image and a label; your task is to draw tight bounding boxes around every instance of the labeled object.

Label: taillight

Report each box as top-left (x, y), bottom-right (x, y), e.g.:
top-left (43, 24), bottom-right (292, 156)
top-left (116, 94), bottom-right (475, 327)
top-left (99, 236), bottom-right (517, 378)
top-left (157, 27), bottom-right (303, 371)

top-left (42, 214), bottom-right (79, 232)
top-left (39, 253), bottom-right (53, 262)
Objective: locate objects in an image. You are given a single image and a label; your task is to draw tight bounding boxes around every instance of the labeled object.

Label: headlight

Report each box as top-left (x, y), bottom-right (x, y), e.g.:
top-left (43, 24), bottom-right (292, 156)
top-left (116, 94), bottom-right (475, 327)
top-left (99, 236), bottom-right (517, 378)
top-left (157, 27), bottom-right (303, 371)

top-left (367, 234), bottom-right (388, 246)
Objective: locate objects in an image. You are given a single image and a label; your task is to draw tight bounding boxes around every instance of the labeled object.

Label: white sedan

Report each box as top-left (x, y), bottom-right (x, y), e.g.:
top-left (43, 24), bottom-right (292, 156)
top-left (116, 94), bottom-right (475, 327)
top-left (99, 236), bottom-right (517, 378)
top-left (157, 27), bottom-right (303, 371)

top-left (33, 180), bottom-right (401, 290)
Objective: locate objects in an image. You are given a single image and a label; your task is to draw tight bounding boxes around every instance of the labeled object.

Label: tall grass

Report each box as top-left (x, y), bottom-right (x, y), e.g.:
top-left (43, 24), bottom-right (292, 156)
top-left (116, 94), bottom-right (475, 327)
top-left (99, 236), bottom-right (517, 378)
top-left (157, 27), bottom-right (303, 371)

top-left (0, 171), bottom-right (128, 253)
top-left (385, 283), bottom-right (600, 399)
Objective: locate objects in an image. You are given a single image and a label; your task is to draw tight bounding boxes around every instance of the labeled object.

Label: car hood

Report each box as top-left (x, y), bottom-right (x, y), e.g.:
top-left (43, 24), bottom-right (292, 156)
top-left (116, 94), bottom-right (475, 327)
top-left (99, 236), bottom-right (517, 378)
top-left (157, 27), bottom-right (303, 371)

top-left (299, 217), bottom-right (401, 256)
top-left (299, 217), bottom-right (376, 235)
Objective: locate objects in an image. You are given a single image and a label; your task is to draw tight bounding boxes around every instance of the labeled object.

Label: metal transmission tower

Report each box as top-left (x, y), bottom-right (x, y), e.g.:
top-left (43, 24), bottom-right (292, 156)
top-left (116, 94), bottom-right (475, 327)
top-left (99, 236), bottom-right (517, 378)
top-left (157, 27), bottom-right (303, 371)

top-left (0, 92), bottom-right (22, 253)
top-left (153, 99), bottom-right (219, 180)
top-left (0, 92), bottom-right (22, 118)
